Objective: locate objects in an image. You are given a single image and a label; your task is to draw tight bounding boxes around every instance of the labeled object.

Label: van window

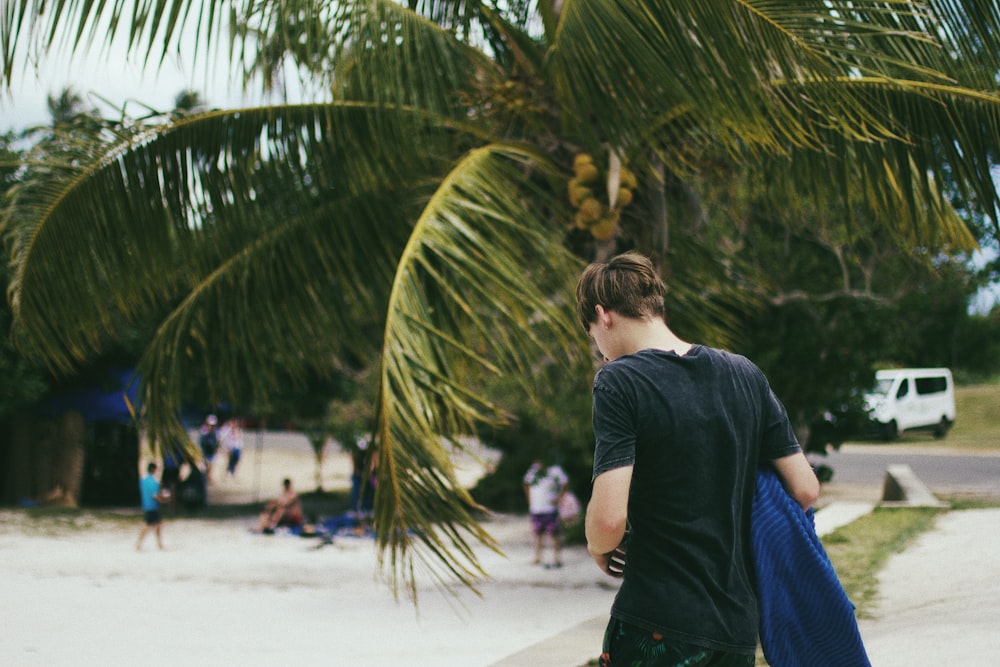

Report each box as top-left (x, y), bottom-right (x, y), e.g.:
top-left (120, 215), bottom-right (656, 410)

top-left (871, 378), bottom-right (894, 396)
top-left (896, 379), bottom-right (909, 399)
top-left (916, 376), bottom-right (948, 395)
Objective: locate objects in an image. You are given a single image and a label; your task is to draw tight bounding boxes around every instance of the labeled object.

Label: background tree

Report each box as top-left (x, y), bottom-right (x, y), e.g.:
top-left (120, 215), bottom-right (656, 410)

top-left (0, 93), bottom-right (154, 504)
top-left (0, 130), bottom-right (48, 407)
top-left (249, 366), bottom-right (368, 493)
top-left (3, 1), bottom-right (1000, 595)
top-left (703, 155), bottom-right (993, 449)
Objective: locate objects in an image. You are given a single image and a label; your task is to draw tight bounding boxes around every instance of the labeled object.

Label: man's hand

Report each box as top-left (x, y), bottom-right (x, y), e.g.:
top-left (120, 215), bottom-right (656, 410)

top-left (589, 541), bottom-right (627, 578)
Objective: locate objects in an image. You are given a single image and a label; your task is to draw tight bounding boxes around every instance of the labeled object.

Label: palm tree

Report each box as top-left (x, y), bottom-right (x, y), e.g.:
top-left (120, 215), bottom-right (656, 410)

top-left (3, 1), bottom-right (999, 596)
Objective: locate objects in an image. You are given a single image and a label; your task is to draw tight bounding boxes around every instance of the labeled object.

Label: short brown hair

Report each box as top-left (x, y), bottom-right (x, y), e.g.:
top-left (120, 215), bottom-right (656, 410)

top-left (575, 252), bottom-right (666, 331)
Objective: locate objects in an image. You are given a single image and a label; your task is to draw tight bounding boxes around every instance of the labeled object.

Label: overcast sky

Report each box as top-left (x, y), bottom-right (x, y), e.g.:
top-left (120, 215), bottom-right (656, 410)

top-left (1, 45), bottom-right (255, 132)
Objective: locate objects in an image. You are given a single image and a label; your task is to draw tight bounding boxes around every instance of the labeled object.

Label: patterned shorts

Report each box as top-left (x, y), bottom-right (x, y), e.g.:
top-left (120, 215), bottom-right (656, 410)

top-left (529, 511), bottom-right (561, 536)
top-left (600, 617), bottom-right (755, 667)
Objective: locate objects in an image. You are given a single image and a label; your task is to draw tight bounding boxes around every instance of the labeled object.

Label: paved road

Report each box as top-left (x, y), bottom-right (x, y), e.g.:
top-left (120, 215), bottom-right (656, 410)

top-left (819, 443), bottom-right (1000, 495)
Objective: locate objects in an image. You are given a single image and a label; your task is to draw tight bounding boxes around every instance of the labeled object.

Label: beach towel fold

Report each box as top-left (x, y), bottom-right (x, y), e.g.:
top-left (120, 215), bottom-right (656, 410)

top-left (751, 467), bottom-right (871, 667)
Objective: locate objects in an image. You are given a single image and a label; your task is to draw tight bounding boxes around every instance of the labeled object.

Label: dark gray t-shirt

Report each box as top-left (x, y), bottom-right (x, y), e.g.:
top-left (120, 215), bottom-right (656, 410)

top-left (591, 345), bottom-right (801, 654)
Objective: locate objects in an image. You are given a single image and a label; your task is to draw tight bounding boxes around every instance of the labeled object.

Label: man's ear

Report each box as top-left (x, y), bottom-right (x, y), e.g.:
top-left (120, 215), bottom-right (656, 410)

top-left (595, 305), bottom-right (612, 328)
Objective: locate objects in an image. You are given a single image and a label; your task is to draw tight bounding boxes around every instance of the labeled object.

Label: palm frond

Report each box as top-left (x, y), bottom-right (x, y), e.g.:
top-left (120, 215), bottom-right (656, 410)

top-left (551, 1), bottom-right (1000, 231)
top-left (4, 101), bottom-right (478, 394)
top-left (5, 101), bottom-right (590, 594)
top-left (762, 77), bottom-right (1000, 234)
top-left (552, 0), bottom-right (936, 150)
top-left (331, 0), bottom-right (500, 120)
top-left (2, 0), bottom-right (227, 83)
top-left (372, 142), bottom-right (587, 596)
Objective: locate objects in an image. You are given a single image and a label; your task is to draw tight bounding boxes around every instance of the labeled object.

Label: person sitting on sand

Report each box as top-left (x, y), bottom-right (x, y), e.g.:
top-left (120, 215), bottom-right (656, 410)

top-left (257, 478), bottom-right (304, 533)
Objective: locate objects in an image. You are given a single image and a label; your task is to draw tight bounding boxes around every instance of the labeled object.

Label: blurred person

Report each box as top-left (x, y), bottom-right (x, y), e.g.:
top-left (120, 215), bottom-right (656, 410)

top-left (136, 462), bottom-right (169, 550)
top-left (257, 478), bottom-right (304, 534)
top-left (159, 442), bottom-right (185, 514)
top-left (219, 418), bottom-right (244, 478)
top-left (198, 414), bottom-right (220, 482)
top-left (178, 457), bottom-right (208, 512)
top-left (523, 457), bottom-right (569, 568)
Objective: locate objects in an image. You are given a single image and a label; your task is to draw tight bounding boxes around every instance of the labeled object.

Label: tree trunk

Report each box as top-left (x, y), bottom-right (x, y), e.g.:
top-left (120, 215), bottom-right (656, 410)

top-left (53, 411), bottom-right (85, 507)
top-left (593, 237), bottom-right (616, 262)
top-left (2, 417), bottom-right (35, 503)
top-left (31, 420), bottom-right (56, 503)
top-left (0, 411), bottom-right (87, 506)
top-left (307, 434), bottom-right (327, 492)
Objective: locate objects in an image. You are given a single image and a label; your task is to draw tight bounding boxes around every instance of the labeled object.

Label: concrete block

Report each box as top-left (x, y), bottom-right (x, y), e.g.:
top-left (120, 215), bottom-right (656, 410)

top-left (880, 464), bottom-right (949, 508)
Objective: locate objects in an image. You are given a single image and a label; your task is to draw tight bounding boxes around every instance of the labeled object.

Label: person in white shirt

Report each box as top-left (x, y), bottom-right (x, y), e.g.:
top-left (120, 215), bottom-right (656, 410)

top-left (523, 458), bottom-right (570, 568)
top-left (218, 418), bottom-right (244, 478)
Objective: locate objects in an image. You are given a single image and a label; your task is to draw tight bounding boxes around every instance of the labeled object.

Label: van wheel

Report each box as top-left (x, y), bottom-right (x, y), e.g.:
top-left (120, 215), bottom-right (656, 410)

top-left (882, 421), bottom-right (898, 442)
top-left (933, 417), bottom-right (951, 439)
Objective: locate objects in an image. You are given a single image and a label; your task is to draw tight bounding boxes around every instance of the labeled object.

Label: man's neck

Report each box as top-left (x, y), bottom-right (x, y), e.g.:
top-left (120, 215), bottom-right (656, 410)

top-left (619, 317), bottom-right (691, 357)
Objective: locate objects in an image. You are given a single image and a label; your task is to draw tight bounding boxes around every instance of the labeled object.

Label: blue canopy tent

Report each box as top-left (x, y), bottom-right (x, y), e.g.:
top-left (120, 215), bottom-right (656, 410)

top-left (40, 369), bottom-right (140, 424)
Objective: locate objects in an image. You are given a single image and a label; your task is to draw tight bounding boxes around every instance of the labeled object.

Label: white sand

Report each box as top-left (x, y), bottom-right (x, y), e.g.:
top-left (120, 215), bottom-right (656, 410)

top-left (1, 431), bottom-right (615, 667)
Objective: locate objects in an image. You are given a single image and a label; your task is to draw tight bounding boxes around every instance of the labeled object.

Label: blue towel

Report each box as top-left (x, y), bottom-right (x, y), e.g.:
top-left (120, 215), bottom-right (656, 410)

top-left (751, 467), bottom-right (871, 667)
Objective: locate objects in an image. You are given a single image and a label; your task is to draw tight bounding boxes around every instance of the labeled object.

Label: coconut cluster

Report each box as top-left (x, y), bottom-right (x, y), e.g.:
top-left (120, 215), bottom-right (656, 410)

top-left (567, 154), bottom-right (637, 240)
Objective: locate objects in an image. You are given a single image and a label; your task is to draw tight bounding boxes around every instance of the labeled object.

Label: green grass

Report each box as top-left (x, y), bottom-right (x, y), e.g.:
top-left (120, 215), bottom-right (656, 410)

top-left (821, 506), bottom-right (944, 618)
top-left (945, 382), bottom-right (1000, 449)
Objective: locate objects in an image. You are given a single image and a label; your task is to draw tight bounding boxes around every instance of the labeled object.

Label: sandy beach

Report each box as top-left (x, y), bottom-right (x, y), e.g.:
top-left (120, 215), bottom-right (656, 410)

top-left (10, 430), bottom-right (994, 667)
top-left (1, 431), bottom-right (616, 667)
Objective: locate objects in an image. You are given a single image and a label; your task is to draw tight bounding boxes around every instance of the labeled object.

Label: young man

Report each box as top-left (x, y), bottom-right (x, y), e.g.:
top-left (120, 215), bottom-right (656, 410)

top-left (576, 252), bottom-right (819, 666)
top-left (137, 462), bottom-right (168, 551)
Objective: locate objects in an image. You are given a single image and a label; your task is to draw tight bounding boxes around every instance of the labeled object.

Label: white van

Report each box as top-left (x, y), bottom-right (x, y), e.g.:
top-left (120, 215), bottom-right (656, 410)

top-left (864, 368), bottom-right (956, 440)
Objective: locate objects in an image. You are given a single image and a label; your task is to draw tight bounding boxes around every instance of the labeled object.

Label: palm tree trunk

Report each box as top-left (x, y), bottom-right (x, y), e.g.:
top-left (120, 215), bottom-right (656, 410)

top-left (307, 433), bottom-right (327, 492)
top-left (54, 411), bottom-right (85, 507)
top-left (593, 237), bottom-right (616, 262)
top-left (32, 420), bottom-right (56, 502)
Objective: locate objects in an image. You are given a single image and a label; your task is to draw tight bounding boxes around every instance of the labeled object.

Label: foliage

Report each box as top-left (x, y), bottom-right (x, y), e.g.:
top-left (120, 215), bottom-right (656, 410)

top-left (952, 308), bottom-right (1000, 381)
top-left (886, 262), bottom-right (998, 372)
top-left (3, 1), bottom-right (1000, 596)
top-left (472, 362), bottom-right (594, 513)
top-left (686, 156), bottom-right (998, 451)
top-left (909, 381), bottom-right (1000, 451)
top-left (0, 133), bottom-right (51, 420)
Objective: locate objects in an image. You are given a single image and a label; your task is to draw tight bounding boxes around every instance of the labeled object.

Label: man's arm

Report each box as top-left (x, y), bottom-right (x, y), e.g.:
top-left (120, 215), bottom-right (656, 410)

top-left (772, 451), bottom-right (820, 510)
top-left (585, 465), bottom-right (632, 574)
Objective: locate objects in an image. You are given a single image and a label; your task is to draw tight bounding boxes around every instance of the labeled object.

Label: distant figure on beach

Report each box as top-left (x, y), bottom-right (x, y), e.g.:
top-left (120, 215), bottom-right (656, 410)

top-left (350, 435), bottom-right (377, 518)
top-left (523, 457), bottom-right (569, 568)
top-left (160, 443), bottom-right (184, 514)
top-left (178, 458), bottom-right (208, 512)
top-left (137, 462), bottom-right (169, 550)
top-left (219, 418), bottom-right (244, 478)
top-left (198, 415), bottom-right (220, 482)
top-left (258, 478), bottom-right (304, 534)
